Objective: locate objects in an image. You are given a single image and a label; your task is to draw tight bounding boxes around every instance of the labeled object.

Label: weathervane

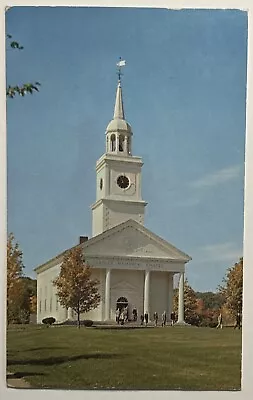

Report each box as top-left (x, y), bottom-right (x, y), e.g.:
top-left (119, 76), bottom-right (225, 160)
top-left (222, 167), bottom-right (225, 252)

top-left (116, 57), bottom-right (126, 82)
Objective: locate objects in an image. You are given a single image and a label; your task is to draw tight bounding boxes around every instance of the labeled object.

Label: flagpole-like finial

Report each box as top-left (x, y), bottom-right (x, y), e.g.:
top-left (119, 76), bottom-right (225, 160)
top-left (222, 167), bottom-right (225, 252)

top-left (116, 57), bottom-right (126, 83)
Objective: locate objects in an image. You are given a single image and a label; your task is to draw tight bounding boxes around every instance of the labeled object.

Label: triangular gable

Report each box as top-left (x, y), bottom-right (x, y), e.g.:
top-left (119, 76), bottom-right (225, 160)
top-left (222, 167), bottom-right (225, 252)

top-left (82, 219), bottom-right (191, 262)
top-left (111, 280), bottom-right (138, 292)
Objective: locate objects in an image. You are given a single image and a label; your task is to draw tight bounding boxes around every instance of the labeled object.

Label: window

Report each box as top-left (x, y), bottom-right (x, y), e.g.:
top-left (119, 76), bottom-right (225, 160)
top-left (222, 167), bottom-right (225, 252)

top-left (110, 134), bottom-right (116, 151)
top-left (119, 135), bottom-right (124, 152)
top-left (39, 300), bottom-right (42, 313)
top-left (50, 297), bottom-right (52, 312)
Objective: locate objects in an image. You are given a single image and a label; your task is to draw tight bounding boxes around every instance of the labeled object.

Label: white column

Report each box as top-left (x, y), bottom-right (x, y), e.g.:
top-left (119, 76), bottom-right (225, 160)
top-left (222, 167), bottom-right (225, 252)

top-left (67, 307), bottom-right (72, 320)
top-left (177, 272), bottom-right (185, 323)
top-left (105, 269), bottom-right (111, 320)
top-left (168, 273), bottom-right (174, 320)
top-left (124, 135), bottom-right (128, 153)
top-left (144, 270), bottom-right (150, 316)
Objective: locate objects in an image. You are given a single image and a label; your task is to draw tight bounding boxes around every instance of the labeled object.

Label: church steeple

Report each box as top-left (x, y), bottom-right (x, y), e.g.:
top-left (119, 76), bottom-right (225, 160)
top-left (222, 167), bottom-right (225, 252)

top-left (113, 80), bottom-right (125, 120)
top-left (91, 59), bottom-right (147, 237)
top-left (105, 59), bottom-right (133, 156)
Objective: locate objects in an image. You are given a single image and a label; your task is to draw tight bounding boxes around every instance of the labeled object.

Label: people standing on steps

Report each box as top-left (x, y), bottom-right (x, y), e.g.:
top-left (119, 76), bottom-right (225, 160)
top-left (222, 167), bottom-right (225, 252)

top-left (144, 311), bottom-right (149, 326)
top-left (154, 312), bottom-right (158, 327)
top-left (115, 308), bottom-right (120, 324)
top-left (123, 307), bottom-right (128, 323)
top-left (132, 307), bottom-right (137, 322)
top-left (170, 311), bottom-right (176, 326)
top-left (162, 311), bottom-right (167, 327)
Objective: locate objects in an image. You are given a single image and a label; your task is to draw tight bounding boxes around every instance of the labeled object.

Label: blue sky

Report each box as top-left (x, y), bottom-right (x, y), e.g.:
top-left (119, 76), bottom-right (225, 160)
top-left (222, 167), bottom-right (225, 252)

top-left (6, 7), bottom-right (247, 292)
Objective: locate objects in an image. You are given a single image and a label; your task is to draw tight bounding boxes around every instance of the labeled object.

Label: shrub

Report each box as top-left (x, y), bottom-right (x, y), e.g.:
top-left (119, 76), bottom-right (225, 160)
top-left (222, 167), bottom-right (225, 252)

top-left (83, 320), bottom-right (93, 327)
top-left (42, 317), bottom-right (56, 326)
top-left (208, 322), bottom-right (217, 328)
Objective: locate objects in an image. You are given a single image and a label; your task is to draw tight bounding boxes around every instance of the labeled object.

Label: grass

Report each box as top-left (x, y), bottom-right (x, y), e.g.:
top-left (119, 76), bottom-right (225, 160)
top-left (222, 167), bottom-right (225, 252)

top-left (7, 325), bottom-right (242, 390)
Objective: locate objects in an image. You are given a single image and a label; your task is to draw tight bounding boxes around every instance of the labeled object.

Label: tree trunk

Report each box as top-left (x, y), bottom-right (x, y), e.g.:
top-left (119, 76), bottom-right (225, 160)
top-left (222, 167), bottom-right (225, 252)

top-left (77, 308), bottom-right (80, 329)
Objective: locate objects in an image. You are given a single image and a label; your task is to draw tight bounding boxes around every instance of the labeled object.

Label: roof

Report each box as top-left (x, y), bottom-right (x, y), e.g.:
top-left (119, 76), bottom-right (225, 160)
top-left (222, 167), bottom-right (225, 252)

top-left (34, 219), bottom-right (191, 274)
top-left (106, 118), bottom-right (132, 133)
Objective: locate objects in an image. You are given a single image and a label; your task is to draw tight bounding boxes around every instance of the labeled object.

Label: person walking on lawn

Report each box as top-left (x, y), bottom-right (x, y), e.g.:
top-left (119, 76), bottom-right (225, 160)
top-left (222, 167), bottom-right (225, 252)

top-left (216, 312), bottom-right (223, 329)
top-left (234, 312), bottom-right (241, 330)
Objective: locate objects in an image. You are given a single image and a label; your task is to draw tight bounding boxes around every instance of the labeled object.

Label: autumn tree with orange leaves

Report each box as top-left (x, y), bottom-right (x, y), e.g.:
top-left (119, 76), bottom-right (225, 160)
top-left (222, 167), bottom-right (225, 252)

top-left (218, 257), bottom-right (243, 320)
top-left (7, 233), bottom-right (24, 323)
top-left (53, 247), bottom-right (100, 328)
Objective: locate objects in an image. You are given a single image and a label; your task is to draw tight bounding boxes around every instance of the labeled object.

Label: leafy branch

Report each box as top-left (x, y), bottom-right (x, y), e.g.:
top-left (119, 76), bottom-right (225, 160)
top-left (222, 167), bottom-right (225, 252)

top-left (6, 34), bottom-right (41, 98)
top-left (7, 82), bottom-right (41, 98)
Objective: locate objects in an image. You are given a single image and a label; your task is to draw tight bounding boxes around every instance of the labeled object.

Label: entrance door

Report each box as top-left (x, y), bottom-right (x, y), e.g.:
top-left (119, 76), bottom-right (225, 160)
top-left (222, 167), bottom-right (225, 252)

top-left (116, 297), bottom-right (128, 312)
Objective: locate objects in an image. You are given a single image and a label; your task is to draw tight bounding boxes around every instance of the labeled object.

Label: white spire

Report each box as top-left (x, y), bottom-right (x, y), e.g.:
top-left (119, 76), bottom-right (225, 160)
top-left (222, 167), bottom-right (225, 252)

top-left (105, 59), bottom-right (132, 155)
top-left (113, 80), bottom-right (125, 120)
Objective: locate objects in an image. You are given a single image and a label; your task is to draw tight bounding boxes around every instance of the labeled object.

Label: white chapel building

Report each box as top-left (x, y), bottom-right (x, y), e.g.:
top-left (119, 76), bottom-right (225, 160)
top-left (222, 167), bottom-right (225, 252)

top-left (35, 67), bottom-right (191, 324)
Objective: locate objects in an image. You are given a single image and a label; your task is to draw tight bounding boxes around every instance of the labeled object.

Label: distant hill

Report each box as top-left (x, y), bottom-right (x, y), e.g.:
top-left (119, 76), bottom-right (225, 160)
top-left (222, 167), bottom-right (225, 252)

top-left (195, 291), bottom-right (224, 310)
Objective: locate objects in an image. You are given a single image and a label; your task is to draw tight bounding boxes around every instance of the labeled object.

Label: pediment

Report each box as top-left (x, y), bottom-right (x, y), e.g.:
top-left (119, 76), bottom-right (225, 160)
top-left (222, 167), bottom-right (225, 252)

top-left (83, 220), bottom-right (191, 262)
top-left (111, 280), bottom-right (137, 292)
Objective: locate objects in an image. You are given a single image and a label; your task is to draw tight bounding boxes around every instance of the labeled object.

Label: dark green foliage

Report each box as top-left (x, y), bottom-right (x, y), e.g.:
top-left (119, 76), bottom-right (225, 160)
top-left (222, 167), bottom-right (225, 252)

top-left (83, 320), bottom-right (93, 327)
top-left (7, 34), bottom-right (24, 49)
top-left (14, 278), bottom-right (37, 324)
top-left (10, 41), bottom-right (24, 50)
top-left (42, 317), bottom-right (56, 326)
top-left (6, 83), bottom-right (41, 98)
top-left (6, 34), bottom-right (41, 98)
top-left (196, 291), bottom-right (224, 310)
top-left (22, 277), bottom-right (37, 297)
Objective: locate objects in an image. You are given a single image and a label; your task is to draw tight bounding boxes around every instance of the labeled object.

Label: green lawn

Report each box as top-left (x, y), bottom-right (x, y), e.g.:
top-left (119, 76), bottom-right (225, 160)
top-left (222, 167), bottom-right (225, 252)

top-left (7, 325), bottom-right (242, 390)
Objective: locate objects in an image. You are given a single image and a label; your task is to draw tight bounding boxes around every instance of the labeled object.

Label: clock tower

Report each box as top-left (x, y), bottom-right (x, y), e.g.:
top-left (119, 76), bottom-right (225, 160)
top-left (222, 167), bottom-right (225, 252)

top-left (91, 64), bottom-right (147, 237)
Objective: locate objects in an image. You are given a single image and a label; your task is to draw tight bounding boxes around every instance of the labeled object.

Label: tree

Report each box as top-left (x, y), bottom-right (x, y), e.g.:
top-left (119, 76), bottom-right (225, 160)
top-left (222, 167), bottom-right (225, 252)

top-left (195, 298), bottom-right (205, 316)
top-left (7, 234), bottom-right (37, 323)
top-left (7, 233), bottom-right (24, 323)
top-left (20, 277), bottom-right (37, 322)
top-left (194, 291), bottom-right (225, 327)
top-left (6, 34), bottom-right (41, 98)
top-left (218, 257), bottom-right (243, 320)
top-left (195, 291), bottom-right (224, 310)
top-left (173, 279), bottom-right (199, 325)
top-left (30, 294), bottom-right (37, 314)
top-left (53, 247), bottom-right (101, 328)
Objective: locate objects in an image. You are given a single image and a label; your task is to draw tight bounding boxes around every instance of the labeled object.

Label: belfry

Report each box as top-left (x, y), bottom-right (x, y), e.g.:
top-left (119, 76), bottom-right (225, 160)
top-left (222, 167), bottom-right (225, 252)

top-left (91, 65), bottom-right (146, 237)
top-left (35, 60), bottom-right (191, 324)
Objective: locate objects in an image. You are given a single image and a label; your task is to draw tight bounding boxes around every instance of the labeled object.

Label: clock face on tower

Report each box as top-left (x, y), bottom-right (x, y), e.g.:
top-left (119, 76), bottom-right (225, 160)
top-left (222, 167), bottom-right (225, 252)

top-left (117, 175), bottom-right (130, 189)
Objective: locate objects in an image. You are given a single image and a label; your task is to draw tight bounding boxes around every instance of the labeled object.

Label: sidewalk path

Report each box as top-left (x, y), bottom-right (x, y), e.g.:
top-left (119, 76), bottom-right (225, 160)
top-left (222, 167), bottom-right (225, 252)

top-left (6, 372), bottom-right (31, 389)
